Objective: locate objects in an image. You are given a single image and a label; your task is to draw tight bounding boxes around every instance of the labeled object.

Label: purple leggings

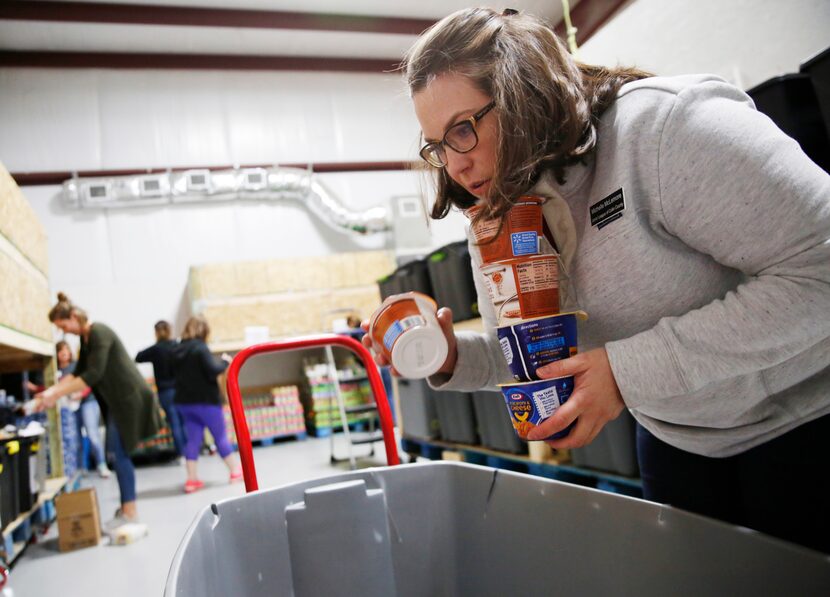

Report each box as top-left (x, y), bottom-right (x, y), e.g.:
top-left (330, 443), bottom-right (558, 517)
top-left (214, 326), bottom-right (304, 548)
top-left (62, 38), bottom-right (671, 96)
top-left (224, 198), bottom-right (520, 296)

top-left (176, 403), bottom-right (234, 461)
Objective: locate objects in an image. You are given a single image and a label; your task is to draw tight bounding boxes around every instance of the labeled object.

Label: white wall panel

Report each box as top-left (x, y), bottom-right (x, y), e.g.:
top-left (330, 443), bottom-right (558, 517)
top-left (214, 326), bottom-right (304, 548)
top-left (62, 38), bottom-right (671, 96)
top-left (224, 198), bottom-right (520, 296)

top-left (0, 69), bottom-right (417, 172)
top-left (0, 70), bottom-right (103, 170)
top-left (580, 0), bottom-right (830, 90)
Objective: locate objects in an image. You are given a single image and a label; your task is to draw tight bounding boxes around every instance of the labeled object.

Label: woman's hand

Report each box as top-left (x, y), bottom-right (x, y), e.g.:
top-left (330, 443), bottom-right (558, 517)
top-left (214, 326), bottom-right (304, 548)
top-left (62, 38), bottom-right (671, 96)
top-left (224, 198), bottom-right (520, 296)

top-left (33, 387), bottom-right (58, 412)
top-left (360, 307), bottom-right (459, 378)
top-left (526, 348), bottom-right (625, 448)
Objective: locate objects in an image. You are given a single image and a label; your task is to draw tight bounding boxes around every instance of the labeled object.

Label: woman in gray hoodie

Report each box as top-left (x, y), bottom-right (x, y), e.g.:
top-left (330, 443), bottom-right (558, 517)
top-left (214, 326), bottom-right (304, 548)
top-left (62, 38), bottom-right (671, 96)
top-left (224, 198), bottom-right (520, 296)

top-left (367, 7), bottom-right (830, 552)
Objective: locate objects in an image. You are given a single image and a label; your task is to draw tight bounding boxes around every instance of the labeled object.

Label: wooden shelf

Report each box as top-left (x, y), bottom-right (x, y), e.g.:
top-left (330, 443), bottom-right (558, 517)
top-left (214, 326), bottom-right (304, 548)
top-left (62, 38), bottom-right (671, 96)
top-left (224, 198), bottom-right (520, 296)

top-left (0, 325), bottom-right (52, 374)
top-left (1, 475), bottom-right (76, 565)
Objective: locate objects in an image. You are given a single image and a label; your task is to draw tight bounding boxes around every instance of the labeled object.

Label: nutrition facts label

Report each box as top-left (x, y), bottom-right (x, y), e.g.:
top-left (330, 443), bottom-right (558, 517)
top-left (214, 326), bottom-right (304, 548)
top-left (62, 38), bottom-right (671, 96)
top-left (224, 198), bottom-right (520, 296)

top-left (514, 257), bottom-right (559, 318)
top-left (516, 259), bottom-right (558, 289)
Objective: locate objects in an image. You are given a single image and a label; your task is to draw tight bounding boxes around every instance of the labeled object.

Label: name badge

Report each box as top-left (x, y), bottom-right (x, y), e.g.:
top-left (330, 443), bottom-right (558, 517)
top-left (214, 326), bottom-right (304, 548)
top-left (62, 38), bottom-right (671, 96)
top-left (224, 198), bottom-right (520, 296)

top-left (590, 188), bottom-right (625, 230)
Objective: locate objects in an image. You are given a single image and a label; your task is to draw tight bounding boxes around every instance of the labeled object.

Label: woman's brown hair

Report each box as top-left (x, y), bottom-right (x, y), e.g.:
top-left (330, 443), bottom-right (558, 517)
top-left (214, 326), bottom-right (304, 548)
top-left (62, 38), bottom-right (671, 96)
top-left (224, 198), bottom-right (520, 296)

top-left (55, 340), bottom-right (71, 360)
top-left (48, 292), bottom-right (88, 326)
top-left (403, 7), bottom-right (651, 222)
top-left (181, 315), bottom-right (210, 342)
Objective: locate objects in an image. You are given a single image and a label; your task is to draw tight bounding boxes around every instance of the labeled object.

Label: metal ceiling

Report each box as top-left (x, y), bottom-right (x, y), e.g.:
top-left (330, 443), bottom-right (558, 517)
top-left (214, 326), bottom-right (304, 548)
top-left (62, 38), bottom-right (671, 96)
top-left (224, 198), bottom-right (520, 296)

top-left (0, 0), bottom-right (628, 72)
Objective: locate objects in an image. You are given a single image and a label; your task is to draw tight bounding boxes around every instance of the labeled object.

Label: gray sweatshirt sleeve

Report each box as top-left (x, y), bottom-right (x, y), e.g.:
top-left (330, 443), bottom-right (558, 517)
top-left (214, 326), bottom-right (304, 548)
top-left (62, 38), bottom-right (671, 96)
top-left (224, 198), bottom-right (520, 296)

top-left (606, 80), bottom-right (830, 407)
top-left (427, 234), bottom-right (512, 392)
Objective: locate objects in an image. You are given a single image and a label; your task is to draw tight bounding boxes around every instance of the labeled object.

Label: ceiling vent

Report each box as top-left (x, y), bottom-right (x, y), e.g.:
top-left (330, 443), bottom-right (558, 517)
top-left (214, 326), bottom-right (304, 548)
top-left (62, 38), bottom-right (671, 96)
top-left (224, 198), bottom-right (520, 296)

top-left (81, 181), bottom-right (113, 205)
top-left (241, 168), bottom-right (268, 191)
top-left (138, 175), bottom-right (169, 198)
top-left (185, 169), bottom-right (212, 193)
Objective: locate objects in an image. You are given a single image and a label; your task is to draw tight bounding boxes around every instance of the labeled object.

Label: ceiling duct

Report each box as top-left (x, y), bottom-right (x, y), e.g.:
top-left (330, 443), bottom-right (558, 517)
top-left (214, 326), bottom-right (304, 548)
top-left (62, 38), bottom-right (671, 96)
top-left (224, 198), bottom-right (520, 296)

top-left (61, 166), bottom-right (391, 235)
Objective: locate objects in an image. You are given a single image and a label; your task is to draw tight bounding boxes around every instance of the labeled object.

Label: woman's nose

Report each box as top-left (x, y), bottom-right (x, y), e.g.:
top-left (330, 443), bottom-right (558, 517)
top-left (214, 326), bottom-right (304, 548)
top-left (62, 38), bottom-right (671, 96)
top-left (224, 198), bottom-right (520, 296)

top-left (444, 148), bottom-right (472, 182)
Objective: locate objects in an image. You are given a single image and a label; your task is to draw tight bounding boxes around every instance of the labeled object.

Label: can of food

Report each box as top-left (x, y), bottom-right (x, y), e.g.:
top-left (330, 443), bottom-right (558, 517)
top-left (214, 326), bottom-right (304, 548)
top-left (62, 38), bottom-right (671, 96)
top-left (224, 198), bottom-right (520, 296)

top-left (368, 291), bottom-right (448, 379)
top-left (480, 254), bottom-right (559, 326)
top-left (497, 311), bottom-right (587, 381)
top-left (465, 196), bottom-right (544, 265)
top-left (498, 376), bottom-right (575, 441)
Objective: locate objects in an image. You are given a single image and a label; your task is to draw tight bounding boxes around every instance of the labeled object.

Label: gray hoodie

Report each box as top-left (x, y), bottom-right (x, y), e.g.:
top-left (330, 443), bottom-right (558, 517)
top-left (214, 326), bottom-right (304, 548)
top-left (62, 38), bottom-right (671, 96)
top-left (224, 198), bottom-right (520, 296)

top-left (430, 74), bottom-right (830, 457)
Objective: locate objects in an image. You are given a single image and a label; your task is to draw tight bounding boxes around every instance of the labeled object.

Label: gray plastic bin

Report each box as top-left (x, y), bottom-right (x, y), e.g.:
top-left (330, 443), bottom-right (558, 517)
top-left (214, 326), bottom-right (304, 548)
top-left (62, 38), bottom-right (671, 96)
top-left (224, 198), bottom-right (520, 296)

top-left (397, 378), bottom-right (440, 440)
top-left (433, 390), bottom-right (478, 444)
top-left (571, 409), bottom-right (639, 477)
top-left (471, 390), bottom-right (526, 454)
top-left (166, 462), bottom-right (830, 596)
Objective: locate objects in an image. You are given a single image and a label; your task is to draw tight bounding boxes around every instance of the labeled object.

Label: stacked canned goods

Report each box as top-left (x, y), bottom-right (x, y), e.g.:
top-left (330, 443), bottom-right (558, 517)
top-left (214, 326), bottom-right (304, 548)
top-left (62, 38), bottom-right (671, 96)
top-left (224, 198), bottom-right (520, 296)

top-left (466, 196), bottom-right (587, 442)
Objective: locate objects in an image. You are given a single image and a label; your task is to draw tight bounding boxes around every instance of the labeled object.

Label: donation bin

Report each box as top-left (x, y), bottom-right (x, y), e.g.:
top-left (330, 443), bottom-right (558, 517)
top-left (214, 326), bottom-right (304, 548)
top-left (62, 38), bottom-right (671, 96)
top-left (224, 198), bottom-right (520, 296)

top-left (166, 461), bottom-right (830, 597)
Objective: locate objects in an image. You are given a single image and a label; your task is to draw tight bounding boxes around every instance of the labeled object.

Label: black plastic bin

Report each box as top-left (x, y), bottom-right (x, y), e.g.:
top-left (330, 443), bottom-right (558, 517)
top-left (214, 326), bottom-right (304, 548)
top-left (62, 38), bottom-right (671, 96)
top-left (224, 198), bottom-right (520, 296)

top-left (16, 436), bottom-right (37, 513)
top-left (433, 390), bottom-right (478, 445)
top-left (471, 390), bottom-right (527, 455)
top-left (377, 259), bottom-right (434, 301)
top-left (426, 241), bottom-right (479, 322)
top-left (747, 73), bottom-right (830, 172)
top-left (397, 379), bottom-right (440, 440)
top-left (801, 46), bottom-right (830, 142)
top-left (0, 439), bottom-right (21, 530)
top-left (377, 271), bottom-right (404, 301)
top-left (394, 259), bottom-right (433, 296)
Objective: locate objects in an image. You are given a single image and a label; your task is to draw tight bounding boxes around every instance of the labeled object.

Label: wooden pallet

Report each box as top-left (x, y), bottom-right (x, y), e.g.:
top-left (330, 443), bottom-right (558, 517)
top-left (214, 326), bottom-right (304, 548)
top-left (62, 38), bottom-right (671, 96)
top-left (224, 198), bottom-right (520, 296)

top-left (400, 437), bottom-right (642, 498)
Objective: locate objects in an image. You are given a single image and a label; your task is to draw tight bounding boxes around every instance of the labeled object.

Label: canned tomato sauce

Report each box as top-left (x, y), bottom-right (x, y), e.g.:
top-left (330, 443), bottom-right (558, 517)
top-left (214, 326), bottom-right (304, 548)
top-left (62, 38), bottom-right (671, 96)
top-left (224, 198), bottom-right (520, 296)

top-left (481, 254), bottom-right (560, 326)
top-left (368, 292), bottom-right (448, 379)
top-left (466, 196), bottom-right (544, 265)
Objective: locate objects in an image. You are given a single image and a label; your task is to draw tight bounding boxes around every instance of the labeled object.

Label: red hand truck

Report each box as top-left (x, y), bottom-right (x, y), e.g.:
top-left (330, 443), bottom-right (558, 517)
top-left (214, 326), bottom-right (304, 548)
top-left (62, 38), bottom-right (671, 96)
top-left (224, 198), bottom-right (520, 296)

top-left (225, 334), bottom-right (401, 493)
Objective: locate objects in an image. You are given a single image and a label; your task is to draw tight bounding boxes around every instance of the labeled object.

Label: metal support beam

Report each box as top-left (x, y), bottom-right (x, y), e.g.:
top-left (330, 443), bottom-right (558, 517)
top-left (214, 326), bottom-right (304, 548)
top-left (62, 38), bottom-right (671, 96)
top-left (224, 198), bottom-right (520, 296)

top-left (0, 1), bottom-right (435, 35)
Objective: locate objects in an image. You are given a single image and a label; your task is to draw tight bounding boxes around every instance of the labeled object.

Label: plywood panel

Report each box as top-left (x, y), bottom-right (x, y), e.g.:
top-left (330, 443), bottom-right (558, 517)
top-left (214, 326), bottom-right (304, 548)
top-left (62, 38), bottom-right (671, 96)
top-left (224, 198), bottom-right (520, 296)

top-left (188, 250), bottom-right (394, 302)
top-left (0, 162), bottom-right (49, 275)
top-left (0, 250), bottom-right (51, 342)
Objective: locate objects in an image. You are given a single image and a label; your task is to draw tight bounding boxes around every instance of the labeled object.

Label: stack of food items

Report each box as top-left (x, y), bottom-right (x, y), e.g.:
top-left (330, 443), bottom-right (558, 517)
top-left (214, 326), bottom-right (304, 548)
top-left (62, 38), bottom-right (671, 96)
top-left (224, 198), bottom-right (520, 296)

top-left (468, 196), bottom-right (587, 442)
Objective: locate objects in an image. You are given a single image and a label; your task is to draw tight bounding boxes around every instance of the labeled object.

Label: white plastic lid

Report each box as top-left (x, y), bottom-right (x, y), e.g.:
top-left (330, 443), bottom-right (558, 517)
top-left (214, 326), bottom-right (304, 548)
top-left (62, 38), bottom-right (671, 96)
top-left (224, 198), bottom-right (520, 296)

top-left (390, 325), bottom-right (448, 379)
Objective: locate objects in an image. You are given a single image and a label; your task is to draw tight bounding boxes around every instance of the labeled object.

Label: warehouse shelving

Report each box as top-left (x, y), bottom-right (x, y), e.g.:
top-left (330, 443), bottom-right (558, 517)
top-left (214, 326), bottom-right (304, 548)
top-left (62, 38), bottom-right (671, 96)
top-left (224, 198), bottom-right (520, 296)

top-left (0, 474), bottom-right (80, 566)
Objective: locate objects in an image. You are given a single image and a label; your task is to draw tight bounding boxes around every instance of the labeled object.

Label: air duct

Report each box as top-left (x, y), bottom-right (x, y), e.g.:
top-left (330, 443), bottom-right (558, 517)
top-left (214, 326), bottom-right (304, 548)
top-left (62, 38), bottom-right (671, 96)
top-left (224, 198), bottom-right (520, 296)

top-left (61, 167), bottom-right (392, 235)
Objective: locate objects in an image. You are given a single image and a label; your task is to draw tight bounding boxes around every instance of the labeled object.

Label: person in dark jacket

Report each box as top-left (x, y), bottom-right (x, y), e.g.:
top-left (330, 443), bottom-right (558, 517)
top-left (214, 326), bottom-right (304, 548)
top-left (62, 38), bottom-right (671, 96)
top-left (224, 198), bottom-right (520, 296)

top-left (136, 320), bottom-right (186, 457)
top-left (36, 293), bottom-right (161, 535)
top-left (172, 315), bottom-right (241, 493)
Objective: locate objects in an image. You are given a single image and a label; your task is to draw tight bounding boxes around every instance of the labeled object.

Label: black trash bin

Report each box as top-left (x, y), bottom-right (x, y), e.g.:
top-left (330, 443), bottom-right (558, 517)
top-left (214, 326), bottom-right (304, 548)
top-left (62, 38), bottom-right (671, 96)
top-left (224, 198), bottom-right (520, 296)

top-left (747, 73), bottom-right (830, 172)
top-left (16, 436), bottom-right (37, 513)
top-left (377, 271), bottom-right (404, 301)
top-left (426, 241), bottom-right (479, 322)
top-left (0, 438), bottom-right (21, 530)
top-left (394, 259), bottom-right (433, 296)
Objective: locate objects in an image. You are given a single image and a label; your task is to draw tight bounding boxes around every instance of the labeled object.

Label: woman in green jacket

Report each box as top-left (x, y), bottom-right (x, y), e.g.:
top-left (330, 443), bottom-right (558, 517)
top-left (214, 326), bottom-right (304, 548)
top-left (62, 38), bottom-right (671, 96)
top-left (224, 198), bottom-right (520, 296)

top-left (36, 292), bottom-right (161, 534)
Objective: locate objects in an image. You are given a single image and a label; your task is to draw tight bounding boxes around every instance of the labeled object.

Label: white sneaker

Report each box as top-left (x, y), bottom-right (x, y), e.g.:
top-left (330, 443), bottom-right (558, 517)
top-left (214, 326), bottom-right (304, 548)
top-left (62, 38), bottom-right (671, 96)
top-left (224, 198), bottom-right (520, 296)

top-left (104, 509), bottom-right (139, 534)
top-left (111, 522), bottom-right (149, 545)
top-left (97, 463), bottom-right (111, 478)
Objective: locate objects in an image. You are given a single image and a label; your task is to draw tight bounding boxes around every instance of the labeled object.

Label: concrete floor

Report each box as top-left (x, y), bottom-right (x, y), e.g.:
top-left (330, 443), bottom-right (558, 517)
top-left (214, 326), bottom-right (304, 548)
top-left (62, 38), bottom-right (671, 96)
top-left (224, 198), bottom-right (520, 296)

top-left (7, 434), bottom-right (397, 596)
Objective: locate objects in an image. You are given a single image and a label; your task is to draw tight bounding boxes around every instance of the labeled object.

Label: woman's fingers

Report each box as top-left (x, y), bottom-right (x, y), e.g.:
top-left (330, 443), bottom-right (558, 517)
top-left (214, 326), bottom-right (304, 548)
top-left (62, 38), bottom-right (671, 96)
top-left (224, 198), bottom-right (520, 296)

top-left (526, 391), bottom-right (582, 440)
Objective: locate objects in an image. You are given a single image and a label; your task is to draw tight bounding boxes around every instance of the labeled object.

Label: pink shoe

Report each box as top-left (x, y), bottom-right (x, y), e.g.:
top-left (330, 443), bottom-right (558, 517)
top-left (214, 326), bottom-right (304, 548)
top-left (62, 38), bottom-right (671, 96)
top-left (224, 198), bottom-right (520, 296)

top-left (229, 469), bottom-right (243, 483)
top-left (184, 479), bottom-right (205, 494)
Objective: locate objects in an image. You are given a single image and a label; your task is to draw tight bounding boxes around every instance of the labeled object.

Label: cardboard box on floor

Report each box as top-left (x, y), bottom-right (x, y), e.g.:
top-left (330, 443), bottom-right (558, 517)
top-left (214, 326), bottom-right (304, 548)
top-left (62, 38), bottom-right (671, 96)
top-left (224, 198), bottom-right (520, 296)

top-left (55, 488), bottom-right (101, 552)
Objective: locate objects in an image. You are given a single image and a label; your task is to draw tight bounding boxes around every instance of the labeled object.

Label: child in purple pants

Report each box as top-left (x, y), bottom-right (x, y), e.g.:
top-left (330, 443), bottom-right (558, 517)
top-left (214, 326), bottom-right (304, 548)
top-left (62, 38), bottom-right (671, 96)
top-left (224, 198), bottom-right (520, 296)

top-left (172, 316), bottom-right (241, 493)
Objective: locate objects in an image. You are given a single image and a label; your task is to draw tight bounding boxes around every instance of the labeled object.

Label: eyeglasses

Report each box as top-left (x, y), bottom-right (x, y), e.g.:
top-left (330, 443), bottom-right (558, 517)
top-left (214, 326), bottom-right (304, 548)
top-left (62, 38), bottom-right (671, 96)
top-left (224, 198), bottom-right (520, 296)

top-left (419, 101), bottom-right (496, 168)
